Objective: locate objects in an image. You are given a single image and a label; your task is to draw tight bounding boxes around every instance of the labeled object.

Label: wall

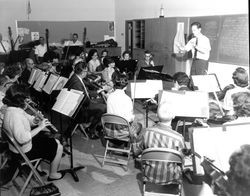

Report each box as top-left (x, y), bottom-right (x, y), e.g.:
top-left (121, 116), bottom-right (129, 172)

top-left (114, 0), bottom-right (249, 51)
top-left (0, 0), bottom-right (115, 41)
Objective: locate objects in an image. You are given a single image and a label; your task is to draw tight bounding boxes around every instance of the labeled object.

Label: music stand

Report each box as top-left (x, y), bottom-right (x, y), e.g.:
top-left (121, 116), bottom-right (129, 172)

top-left (62, 46), bottom-right (83, 59)
top-left (137, 65), bottom-right (163, 80)
top-left (126, 80), bottom-right (163, 127)
top-left (52, 89), bottom-right (87, 182)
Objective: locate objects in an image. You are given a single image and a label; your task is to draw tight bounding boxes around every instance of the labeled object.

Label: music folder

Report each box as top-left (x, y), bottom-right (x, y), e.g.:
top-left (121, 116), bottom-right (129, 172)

top-left (52, 88), bottom-right (85, 118)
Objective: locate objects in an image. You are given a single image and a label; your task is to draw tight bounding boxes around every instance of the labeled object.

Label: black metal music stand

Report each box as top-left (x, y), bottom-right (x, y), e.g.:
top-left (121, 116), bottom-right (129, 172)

top-left (55, 91), bottom-right (87, 182)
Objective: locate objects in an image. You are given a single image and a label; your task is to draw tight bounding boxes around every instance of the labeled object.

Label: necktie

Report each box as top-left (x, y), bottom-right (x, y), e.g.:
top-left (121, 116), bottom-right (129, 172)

top-left (194, 38), bottom-right (198, 59)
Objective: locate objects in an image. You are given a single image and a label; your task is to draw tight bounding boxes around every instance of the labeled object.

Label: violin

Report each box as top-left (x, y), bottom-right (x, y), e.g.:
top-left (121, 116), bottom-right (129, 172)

top-left (201, 157), bottom-right (229, 195)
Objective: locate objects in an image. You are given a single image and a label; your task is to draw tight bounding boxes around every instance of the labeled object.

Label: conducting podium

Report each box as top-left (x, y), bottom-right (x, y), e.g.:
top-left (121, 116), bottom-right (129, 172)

top-left (52, 88), bottom-right (86, 182)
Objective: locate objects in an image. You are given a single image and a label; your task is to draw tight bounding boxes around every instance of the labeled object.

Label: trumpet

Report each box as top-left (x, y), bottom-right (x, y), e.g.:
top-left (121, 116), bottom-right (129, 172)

top-left (24, 98), bottom-right (59, 133)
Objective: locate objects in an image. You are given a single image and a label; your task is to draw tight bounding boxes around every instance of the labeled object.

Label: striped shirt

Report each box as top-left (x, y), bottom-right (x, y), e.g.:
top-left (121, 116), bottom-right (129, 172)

top-left (133, 123), bottom-right (185, 185)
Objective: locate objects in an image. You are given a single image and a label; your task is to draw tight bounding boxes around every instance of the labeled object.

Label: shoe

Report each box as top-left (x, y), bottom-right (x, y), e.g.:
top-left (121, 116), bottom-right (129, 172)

top-left (47, 171), bottom-right (65, 182)
top-left (89, 133), bottom-right (99, 140)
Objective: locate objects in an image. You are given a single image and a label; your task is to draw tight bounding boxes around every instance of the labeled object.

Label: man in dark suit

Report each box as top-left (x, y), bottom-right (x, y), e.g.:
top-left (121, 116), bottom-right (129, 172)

top-left (64, 61), bottom-right (106, 139)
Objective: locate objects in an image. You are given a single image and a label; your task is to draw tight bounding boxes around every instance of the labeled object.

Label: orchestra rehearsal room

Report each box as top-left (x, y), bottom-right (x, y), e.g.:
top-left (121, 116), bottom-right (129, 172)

top-left (0, 0), bottom-right (249, 196)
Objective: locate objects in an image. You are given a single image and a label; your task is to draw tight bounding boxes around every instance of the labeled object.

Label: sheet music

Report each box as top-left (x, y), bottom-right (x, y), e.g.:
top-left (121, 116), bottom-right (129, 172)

top-left (33, 72), bottom-right (48, 92)
top-left (126, 80), bottom-right (163, 99)
top-left (42, 74), bottom-right (60, 94)
top-left (159, 90), bottom-right (209, 118)
top-left (52, 88), bottom-right (84, 117)
top-left (28, 68), bottom-right (41, 85)
top-left (191, 123), bottom-right (250, 174)
top-left (52, 76), bottom-right (68, 91)
top-left (191, 74), bottom-right (221, 92)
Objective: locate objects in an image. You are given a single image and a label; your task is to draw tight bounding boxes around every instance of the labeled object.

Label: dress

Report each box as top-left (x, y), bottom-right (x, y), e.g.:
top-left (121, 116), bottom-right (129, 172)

top-left (3, 107), bottom-right (57, 162)
top-left (133, 123), bottom-right (184, 185)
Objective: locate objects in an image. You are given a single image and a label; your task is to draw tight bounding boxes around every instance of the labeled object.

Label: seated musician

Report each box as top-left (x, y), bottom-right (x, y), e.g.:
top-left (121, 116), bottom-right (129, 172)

top-left (2, 84), bottom-right (64, 181)
top-left (86, 49), bottom-right (101, 73)
top-left (64, 61), bottom-right (106, 139)
top-left (223, 67), bottom-right (249, 116)
top-left (135, 50), bottom-right (155, 77)
top-left (63, 33), bottom-right (83, 46)
top-left (107, 72), bottom-right (142, 142)
top-left (172, 72), bottom-right (197, 91)
top-left (101, 56), bottom-right (116, 88)
top-left (100, 49), bottom-right (108, 65)
top-left (0, 75), bottom-right (8, 128)
top-left (133, 101), bottom-right (185, 184)
top-left (226, 144), bottom-right (250, 196)
top-left (121, 50), bottom-right (131, 61)
top-left (2, 63), bottom-right (22, 85)
top-left (34, 37), bottom-right (47, 64)
top-left (224, 91), bottom-right (250, 124)
top-left (18, 58), bottom-right (35, 86)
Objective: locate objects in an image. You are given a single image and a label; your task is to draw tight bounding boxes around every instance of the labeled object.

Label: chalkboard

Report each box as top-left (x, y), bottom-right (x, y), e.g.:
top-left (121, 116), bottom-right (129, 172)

top-left (218, 15), bottom-right (249, 65)
top-left (189, 14), bottom-right (249, 66)
top-left (17, 21), bottom-right (114, 44)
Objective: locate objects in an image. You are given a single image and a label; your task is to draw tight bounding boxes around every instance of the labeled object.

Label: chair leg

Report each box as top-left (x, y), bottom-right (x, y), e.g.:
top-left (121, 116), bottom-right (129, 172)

top-left (102, 140), bottom-right (109, 167)
top-left (19, 160), bottom-right (41, 196)
top-left (126, 144), bottom-right (132, 171)
top-left (79, 124), bottom-right (89, 140)
top-left (143, 182), bottom-right (146, 196)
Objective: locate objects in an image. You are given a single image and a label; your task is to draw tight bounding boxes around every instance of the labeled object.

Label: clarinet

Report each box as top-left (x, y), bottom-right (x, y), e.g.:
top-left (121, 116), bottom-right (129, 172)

top-left (24, 99), bottom-right (58, 133)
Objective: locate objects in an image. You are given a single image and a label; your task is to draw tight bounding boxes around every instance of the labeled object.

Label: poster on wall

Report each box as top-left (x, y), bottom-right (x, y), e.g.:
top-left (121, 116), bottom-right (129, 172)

top-left (31, 32), bottom-right (39, 41)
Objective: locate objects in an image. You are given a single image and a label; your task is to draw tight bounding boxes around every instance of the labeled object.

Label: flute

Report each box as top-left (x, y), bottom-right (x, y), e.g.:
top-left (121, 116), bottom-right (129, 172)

top-left (24, 99), bottom-right (58, 133)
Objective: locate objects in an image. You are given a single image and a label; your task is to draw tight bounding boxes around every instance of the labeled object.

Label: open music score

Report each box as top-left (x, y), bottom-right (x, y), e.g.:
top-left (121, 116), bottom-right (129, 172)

top-left (28, 68), bottom-right (42, 85)
top-left (191, 74), bottom-right (222, 92)
top-left (190, 123), bottom-right (250, 175)
top-left (33, 72), bottom-right (48, 92)
top-left (159, 90), bottom-right (209, 118)
top-left (43, 73), bottom-right (68, 94)
top-left (52, 88), bottom-right (85, 117)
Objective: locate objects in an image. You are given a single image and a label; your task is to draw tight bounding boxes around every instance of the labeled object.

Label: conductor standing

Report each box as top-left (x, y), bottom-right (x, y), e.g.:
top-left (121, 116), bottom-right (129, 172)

top-left (180, 22), bottom-right (211, 75)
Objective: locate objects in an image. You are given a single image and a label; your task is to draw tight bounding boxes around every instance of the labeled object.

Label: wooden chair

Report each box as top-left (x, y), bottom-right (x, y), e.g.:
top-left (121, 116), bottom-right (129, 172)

top-left (71, 123), bottom-right (89, 140)
top-left (141, 148), bottom-right (184, 196)
top-left (1, 128), bottom-right (45, 196)
top-left (101, 113), bottom-right (132, 171)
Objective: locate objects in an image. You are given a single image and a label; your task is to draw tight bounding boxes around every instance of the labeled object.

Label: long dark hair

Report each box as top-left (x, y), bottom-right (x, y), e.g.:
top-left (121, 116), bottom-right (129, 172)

top-left (86, 49), bottom-right (98, 63)
top-left (2, 84), bottom-right (29, 108)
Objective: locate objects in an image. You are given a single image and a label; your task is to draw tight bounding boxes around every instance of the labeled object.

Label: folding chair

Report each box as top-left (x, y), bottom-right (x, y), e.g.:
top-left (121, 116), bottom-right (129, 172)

top-left (141, 148), bottom-right (184, 196)
top-left (71, 123), bottom-right (89, 140)
top-left (1, 128), bottom-right (45, 196)
top-left (101, 113), bottom-right (131, 171)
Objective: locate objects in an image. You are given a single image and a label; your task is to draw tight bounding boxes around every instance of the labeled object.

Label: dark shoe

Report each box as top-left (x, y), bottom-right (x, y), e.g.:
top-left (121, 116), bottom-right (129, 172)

top-left (47, 171), bottom-right (65, 182)
top-left (89, 133), bottom-right (99, 140)
top-left (37, 169), bottom-right (47, 177)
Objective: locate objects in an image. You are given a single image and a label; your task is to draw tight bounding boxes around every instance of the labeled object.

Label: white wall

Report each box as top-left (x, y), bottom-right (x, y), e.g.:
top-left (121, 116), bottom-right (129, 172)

top-left (0, 0), bottom-right (115, 41)
top-left (114, 0), bottom-right (249, 51)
